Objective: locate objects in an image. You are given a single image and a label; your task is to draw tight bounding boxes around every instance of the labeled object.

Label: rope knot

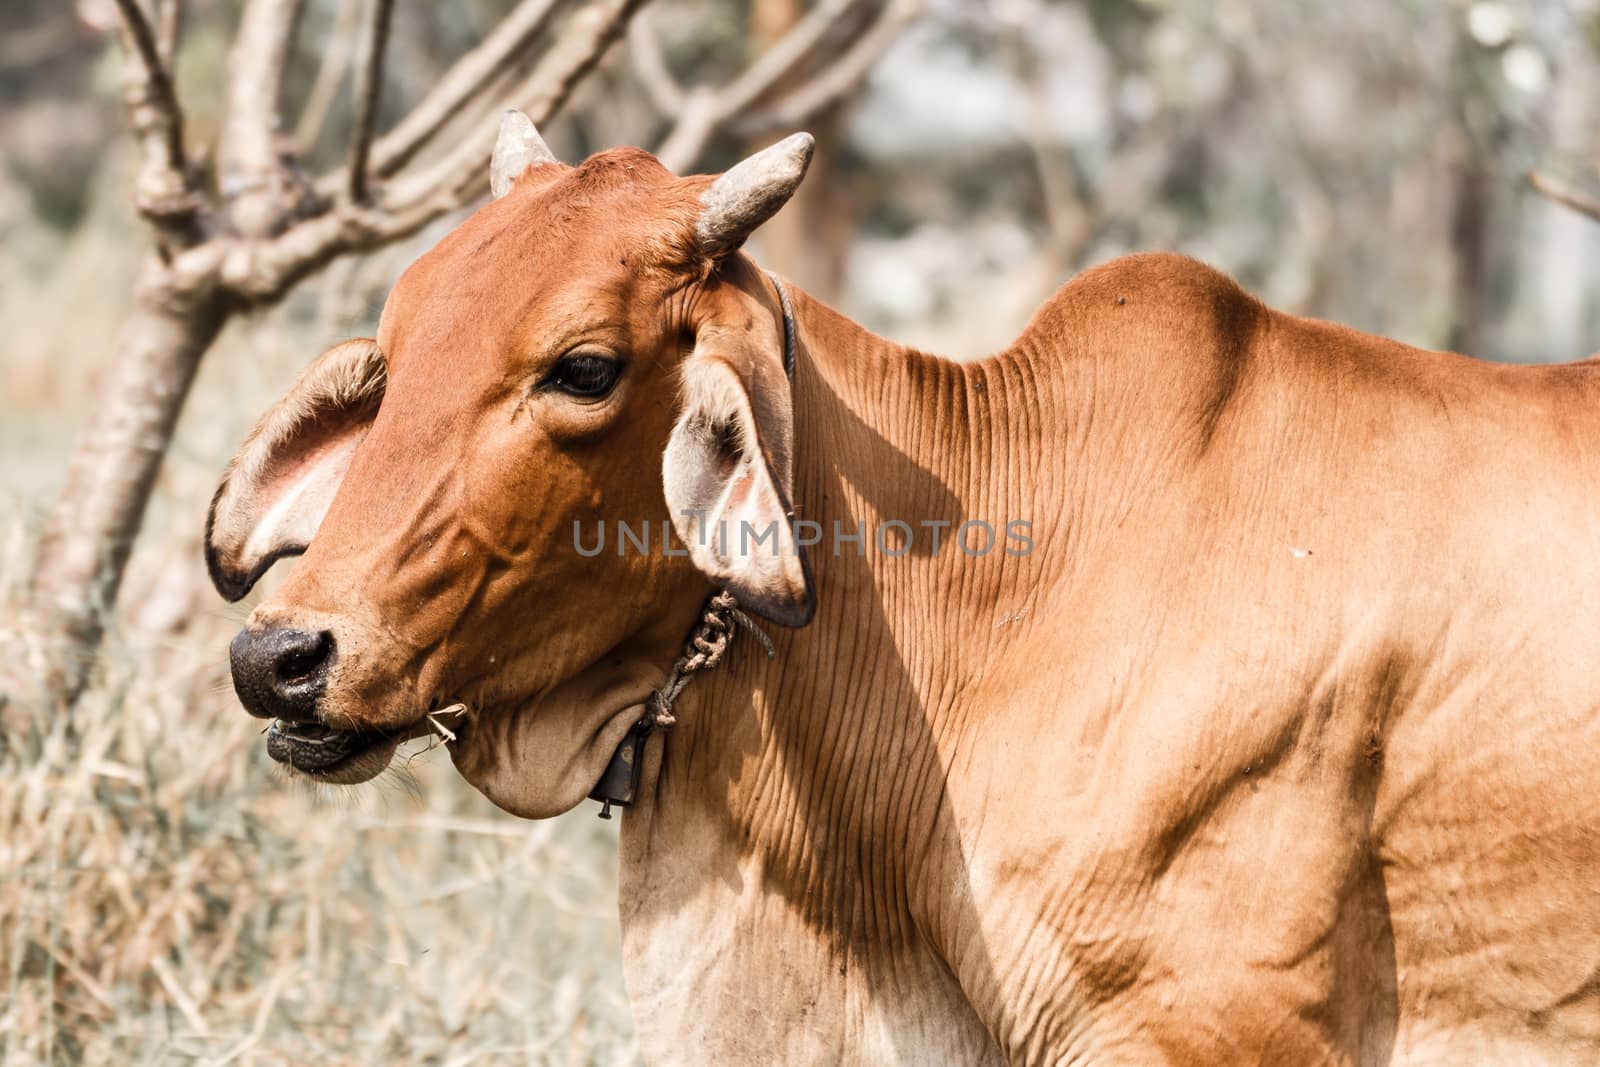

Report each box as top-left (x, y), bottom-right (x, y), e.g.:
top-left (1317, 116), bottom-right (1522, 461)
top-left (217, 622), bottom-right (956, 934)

top-left (645, 590), bottom-right (775, 729)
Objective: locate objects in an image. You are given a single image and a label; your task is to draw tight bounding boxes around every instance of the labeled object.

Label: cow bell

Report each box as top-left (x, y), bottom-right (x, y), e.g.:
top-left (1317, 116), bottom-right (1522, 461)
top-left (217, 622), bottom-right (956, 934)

top-left (590, 721), bottom-right (649, 819)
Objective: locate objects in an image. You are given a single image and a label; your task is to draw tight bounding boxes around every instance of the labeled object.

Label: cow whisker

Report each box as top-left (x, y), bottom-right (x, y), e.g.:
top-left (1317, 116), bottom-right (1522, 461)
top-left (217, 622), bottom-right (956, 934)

top-left (375, 760), bottom-right (423, 802)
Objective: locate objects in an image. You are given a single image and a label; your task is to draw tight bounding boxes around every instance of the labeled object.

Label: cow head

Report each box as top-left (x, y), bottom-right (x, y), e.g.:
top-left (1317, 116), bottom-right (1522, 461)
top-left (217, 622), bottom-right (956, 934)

top-left (205, 113), bottom-right (815, 816)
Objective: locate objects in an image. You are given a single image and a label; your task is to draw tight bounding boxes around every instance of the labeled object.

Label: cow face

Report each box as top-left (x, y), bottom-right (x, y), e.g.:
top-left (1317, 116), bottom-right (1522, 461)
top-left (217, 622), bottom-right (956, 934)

top-left (205, 114), bottom-right (815, 816)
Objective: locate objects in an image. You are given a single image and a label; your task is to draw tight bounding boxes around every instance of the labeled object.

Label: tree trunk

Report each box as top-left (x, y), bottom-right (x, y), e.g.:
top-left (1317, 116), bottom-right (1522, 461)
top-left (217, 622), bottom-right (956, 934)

top-left (29, 256), bottom-right (231, 705)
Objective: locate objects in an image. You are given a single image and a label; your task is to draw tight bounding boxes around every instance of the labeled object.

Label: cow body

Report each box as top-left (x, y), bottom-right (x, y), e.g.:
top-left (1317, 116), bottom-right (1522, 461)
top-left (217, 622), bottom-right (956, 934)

top-left (617, 254), bottom-right (1600, 1064)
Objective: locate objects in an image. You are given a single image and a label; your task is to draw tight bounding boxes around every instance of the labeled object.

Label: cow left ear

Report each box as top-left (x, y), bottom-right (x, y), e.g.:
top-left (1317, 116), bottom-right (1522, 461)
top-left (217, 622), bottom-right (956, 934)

top-left (663, 329), bottom-right (815, 627)
top-left (205, 338), bottom-right (386, 602)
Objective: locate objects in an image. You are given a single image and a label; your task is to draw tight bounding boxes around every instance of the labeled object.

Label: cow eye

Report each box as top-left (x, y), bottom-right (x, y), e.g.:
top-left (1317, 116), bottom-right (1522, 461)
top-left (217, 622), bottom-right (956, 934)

top-left (544, 351), bottom-right (622, 399)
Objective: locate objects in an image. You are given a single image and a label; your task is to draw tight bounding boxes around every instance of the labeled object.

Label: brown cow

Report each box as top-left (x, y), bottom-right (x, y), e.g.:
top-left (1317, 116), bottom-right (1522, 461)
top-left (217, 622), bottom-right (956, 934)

top-left (207, 110), bottom-right (1600, 1063)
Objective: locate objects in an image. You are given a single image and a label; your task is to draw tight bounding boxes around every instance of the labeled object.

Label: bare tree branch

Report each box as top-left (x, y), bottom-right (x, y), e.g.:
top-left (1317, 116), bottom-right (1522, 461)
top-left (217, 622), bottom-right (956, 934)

top-left (113, 0), bottom-right (182, 170)
top-left (649, 0), bottom-right (857, 172)
top-left (218, 0), bottom-right (306, 239)
top-left (627, 9), bottom-right (684, 115)
top-left (360, 0), bottom-right (565, 183)
top-left (384, 0), bottom-right (645, 208)
top-left (112, 0), bottom-right (200, 247)
top-left (651, 91), bottom-right (720, 174)
top-left (737, 0), bottom-right (918, 134)
top-left (156, 0), bottom-right (184, 64)
top-left (309, 0), bottom-right (564, 202)
top-left (716, 0), bottom-right (862, 119)
top-left (293, 0), bottom-right (363, 155)
top-left (1530, 171), bottom-right (1600, 223)
top-left (348, 0), bottom-right (396, 203)
top-left (646, 0), bottom-right (915, 173)
top-left (221, 0), bottom-right (649, 305)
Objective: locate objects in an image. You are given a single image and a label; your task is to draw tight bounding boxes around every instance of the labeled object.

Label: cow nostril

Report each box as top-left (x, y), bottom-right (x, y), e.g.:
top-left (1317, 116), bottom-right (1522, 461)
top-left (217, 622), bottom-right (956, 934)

top-left (277, 630), bottom-right (334, 683)
top-left (230, 626), bottom-right (335, 722)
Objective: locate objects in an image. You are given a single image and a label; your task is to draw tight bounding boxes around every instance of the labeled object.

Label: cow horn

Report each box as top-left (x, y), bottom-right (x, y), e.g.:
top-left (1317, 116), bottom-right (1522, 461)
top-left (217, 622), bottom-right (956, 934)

top-left (490, 109), bottom-right (556, 198)
top-left (694, 132), bottom-right (815, 257)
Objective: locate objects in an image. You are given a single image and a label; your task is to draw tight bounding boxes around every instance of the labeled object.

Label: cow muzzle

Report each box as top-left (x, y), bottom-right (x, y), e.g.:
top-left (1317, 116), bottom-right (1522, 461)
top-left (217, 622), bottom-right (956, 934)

top-left (229, 624), bottom-right (402, 783)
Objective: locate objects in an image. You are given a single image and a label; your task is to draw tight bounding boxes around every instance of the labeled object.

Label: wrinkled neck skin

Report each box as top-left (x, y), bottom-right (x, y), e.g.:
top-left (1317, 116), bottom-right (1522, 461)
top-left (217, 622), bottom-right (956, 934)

top-left (616, 284), bottom-right (1096, 1063)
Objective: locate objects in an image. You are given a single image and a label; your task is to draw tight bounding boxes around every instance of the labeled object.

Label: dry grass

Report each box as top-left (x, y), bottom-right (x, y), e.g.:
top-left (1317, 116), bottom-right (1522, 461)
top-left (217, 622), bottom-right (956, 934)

top-left (0, 519), bottom-right (640, 1065)
top-left (0, 159), bottom-right (639, 1064)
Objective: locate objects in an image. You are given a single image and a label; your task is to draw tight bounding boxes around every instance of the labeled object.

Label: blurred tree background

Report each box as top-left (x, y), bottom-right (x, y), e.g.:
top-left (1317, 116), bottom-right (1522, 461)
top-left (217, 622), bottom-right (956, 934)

top-left (5, 0), bottom-right (1600, 506)
top-left (2, 0), bottom-right (1599, 1061)
top-left (4, 0), bottom-right (1600, 501)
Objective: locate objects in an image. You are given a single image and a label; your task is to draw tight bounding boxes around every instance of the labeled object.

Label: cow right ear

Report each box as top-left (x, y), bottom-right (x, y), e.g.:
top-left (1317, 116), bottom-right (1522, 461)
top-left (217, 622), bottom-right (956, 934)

top-left (205, 338), bottom-right (386, 602)
top-left (662, 325), bottom-right (814, 628)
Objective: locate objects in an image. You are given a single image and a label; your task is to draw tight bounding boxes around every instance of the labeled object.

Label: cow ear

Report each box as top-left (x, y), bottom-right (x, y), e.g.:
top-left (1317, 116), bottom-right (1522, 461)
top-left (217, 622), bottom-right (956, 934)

top-left (663, 330), bottom-right (814, 627)
top-left (205, 338), bottom-right (385, 602)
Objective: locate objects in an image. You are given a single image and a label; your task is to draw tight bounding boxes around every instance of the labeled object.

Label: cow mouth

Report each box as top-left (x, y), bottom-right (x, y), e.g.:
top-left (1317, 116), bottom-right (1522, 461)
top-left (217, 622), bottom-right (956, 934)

top-left (265, 720), bottom-right (402, 784)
